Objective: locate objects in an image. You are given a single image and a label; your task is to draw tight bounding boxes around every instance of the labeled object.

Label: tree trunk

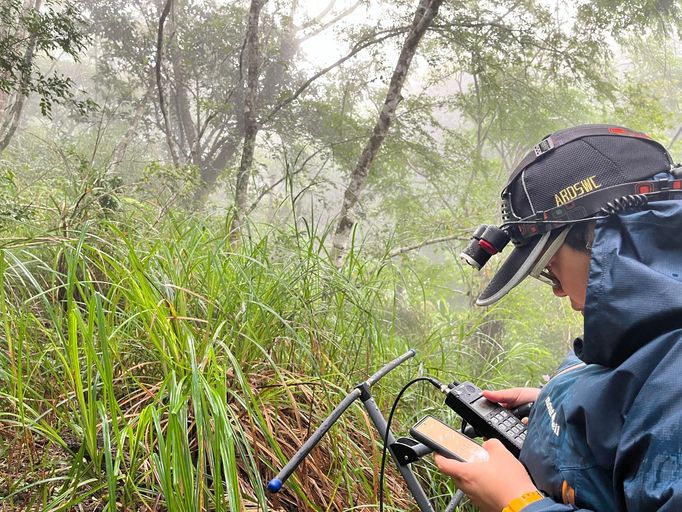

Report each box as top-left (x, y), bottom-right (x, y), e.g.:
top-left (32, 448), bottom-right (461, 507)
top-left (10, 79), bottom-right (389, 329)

top-left (156, 0), bottom-right (181, 168)
top-left (331, 0), bottom-right (443, 266)
top-left (171, 57), bottom-right (199, 164)
top-left (0, 91), bottom-right (9, 125)
top-left (106, 78), bottom-right (156, 174)
top-left (0, 90), bottom-right (28, 155)
top-left (192, 136), bottom-right (240, 204)
top-left (167, 0), bottom-right (198, 167)
top-left (230, 0), bottom-right (266, 242)
top-left (0, 0), bottom-right (42, 154)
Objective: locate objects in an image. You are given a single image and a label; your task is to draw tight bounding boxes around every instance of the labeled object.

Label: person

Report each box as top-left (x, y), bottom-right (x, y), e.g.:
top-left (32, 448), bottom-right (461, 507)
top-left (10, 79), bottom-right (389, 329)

top-left (436, 124), bottom-right (682, 511)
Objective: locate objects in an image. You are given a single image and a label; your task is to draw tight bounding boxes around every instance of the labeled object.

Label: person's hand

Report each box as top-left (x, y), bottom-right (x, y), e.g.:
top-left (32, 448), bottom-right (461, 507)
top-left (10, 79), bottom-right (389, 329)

top-left (482, 387), bottom-right (540, 408)
top-left (434, 439), bottom-right (538, 512)
top-left (483, 387), bottom-right (540, 425)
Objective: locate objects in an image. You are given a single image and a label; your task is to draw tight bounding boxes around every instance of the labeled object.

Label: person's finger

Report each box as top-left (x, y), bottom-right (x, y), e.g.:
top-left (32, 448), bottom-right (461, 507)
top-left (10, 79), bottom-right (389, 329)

top-left (433, 452), bottom-right (467, 477)
top-left (482, 388), bottom-right (525, 407)
top-left (482, 438), bottom-right (506, 453)
top-left (522, 417), bottom-right (529, 425)
top-left (483, 387), bottom-right (539, 408)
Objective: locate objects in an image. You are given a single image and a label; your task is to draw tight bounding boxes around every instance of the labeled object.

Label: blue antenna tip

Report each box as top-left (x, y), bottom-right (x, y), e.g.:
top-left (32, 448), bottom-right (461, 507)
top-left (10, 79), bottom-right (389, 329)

top-left (267, 478), bottom-right (283, 492)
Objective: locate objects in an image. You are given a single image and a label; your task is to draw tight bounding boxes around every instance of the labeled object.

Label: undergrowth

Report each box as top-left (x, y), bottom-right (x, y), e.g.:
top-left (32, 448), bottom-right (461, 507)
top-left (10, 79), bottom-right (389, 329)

top-left (0, 205), bottom-right (560, 511)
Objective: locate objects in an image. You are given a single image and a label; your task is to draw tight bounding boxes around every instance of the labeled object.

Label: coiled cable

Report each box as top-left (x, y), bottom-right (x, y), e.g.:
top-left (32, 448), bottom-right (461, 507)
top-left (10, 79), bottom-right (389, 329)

top-left (600, 194), bottom-right (649, 215)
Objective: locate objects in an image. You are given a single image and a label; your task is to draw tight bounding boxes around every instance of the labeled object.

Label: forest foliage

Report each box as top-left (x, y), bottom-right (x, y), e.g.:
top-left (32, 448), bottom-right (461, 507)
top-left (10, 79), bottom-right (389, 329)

top-left (1, 0), bottom-right (682, 510)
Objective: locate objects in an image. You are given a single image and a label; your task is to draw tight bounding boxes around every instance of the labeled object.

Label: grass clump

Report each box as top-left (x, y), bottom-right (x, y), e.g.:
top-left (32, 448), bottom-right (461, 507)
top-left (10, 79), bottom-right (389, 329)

top-left (0, 209), bottom-right (558, 511)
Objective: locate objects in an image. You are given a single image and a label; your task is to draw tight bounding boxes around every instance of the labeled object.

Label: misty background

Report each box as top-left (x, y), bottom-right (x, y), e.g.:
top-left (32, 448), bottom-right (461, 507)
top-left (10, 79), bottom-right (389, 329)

top-left (1, 0), bottom-right (681, 510)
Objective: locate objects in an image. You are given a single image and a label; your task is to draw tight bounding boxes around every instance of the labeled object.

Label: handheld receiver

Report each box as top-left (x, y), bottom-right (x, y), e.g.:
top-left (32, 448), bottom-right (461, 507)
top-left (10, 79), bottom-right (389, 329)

top-left (445, 382), bottom-right (526, 457)
top-left (410, 415), bottom-right (489, 462)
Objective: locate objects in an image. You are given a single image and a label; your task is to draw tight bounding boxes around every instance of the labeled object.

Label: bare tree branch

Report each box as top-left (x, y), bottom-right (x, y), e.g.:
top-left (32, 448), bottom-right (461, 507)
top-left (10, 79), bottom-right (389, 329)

top-left (389, 233), bottom-right (468, 258)
top-left (260, 26), bottom-right (410, 127)
top-left (156, 0), bottom-right (180, 167)
top-left (299, 0), bottom-right (336, 30)
top-left (331, 0), bottom-right (444, 265)
top-left (298, 0), bottom-right (364, 42)
top-left (246, 144), bottom-right (332, 215)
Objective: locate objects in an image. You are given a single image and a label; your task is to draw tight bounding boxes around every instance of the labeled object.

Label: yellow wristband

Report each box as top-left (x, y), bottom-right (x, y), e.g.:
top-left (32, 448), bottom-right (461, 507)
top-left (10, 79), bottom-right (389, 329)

top-left (502, 491), bottom-right (544, 512)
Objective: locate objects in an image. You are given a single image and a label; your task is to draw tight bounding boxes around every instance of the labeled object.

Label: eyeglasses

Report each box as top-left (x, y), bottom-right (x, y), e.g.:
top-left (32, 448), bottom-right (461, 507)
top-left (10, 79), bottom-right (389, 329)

top-left (534, 266), bottom-right (561, 288)
top-left (529, 226), bottom-right (572, 288)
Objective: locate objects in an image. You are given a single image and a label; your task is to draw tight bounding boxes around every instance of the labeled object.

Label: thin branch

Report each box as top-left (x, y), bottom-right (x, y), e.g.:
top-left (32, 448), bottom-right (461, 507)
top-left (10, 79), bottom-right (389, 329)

top-left (246, 165), bottom-right (305, 215)
top-left (299, 0), bottom-right (336, 30)
top-left (668, 125), bottom-right (682, 150)
top-left (297, 0), bottom-right (364, 43)
top-left (260, 26), bottom-right (410, 126)
top-left (389, 233), bottom-right (468, 258)
top-left (246, 144), bottom-right (330, 215)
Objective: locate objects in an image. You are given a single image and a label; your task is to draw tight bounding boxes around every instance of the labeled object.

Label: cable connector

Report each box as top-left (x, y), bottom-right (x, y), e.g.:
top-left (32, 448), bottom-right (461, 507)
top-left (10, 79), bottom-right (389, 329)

top-left (423, 376), bottom-right (449, 394)
top-left (423, 376), bottom-right (462, 393)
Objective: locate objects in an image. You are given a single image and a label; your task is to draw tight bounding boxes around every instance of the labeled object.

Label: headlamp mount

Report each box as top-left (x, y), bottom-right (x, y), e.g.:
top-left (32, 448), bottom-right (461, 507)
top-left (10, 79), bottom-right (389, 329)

top-left (460, 168), bottom-right (682, 271)
top-left (460, 225), bottom-right (510, 270)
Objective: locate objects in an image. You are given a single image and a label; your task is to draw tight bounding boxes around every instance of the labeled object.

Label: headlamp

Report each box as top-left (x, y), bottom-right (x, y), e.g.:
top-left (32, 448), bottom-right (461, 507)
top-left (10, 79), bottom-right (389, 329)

top-left (461, 172), bottom-right (682, 272)
top-left (460, 225), bottom-right (510, 270)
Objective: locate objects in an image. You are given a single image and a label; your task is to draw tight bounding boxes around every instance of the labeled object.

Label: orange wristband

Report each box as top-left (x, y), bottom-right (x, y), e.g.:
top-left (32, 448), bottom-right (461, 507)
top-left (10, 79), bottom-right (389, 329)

top-left (501, 490), bottom-right (544, 512)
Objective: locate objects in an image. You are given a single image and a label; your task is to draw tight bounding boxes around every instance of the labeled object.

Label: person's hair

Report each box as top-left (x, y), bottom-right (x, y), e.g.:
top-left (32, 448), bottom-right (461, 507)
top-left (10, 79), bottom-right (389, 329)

top-left (564, 221), bottom-right (596, 254)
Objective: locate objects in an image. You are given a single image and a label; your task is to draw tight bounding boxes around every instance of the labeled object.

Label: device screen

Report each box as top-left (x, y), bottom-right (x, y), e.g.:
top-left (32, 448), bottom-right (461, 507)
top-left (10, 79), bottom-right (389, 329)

top-left (413, 416), bottom-right (489, 462)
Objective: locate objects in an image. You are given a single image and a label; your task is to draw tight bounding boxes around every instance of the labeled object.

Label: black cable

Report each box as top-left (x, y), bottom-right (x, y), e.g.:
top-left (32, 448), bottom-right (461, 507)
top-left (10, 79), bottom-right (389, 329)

top-left (503, 215), bottom-right (609, 227)
top-left (379, 376), bottom-right (444, 512)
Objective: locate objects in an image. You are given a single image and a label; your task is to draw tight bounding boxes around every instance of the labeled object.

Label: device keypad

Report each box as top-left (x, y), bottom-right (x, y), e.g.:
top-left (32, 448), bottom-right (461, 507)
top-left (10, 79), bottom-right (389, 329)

top-left (486, 410), bottom-right (525, 447)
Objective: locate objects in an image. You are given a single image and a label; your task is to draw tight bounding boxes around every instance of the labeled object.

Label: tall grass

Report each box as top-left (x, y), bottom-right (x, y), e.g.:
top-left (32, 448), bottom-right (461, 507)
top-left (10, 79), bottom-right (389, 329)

top-left (0, 211), bottom-right (555, 511)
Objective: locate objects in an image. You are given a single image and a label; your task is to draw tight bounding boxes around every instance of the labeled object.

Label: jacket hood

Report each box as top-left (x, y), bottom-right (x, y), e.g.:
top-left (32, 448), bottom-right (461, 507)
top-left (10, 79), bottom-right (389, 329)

top-left (578, 200), bottom-right (682, 367)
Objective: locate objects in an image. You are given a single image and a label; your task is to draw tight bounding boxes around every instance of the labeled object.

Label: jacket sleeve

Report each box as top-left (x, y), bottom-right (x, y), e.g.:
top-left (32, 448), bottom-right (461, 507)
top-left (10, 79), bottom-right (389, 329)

top-left (520, 497), bottom-right (583, 511)
top-left (613, 344), bottom-right (682, 512)
top-left (522, 340), bottom-right (682, 512)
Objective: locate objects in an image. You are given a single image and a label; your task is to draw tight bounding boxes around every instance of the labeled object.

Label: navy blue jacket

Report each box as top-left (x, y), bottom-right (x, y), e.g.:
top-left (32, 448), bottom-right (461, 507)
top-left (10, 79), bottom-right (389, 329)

top-left (520, 200), bottom-right (682, 511)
